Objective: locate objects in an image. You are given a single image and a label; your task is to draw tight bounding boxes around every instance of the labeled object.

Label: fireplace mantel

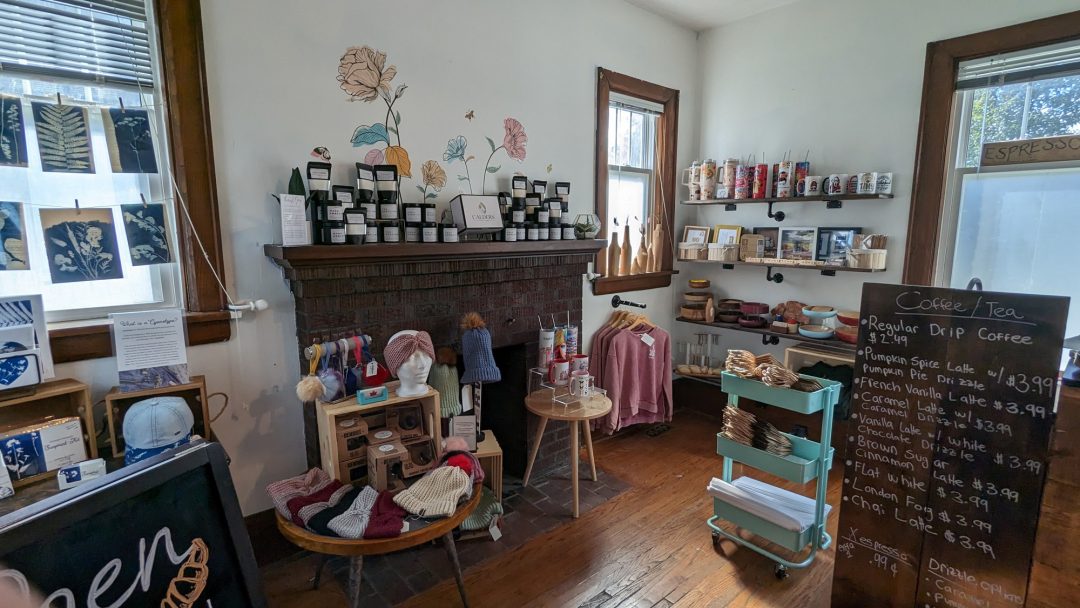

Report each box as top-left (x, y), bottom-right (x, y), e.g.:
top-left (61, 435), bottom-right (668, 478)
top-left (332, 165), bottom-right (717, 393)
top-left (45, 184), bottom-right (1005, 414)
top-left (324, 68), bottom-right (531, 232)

top-left (264, 239), bottom-right (604, 269)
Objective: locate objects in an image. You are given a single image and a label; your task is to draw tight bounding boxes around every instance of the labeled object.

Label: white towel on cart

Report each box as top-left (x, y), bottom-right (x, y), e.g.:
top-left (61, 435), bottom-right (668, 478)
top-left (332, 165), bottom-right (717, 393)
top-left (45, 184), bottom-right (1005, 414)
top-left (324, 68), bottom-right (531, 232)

top-left (706, 477), bottom-right (830, 533)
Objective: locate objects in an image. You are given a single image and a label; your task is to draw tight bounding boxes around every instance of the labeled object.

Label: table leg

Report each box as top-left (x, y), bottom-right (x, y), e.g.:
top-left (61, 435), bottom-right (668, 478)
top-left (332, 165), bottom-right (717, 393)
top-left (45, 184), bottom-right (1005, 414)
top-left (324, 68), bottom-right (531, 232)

top-left (522, 415), bottom-right (548, 487)
top-left (348, 555), bottom-right (363, 608)
top-left (583, 420), bottom-right (598, 482)
top-left (311, 553), bottom-right (329, 590)
top-left (442, 531), bottom-right (470, 608)
top-left (570, 420), bottom-right (580, 518)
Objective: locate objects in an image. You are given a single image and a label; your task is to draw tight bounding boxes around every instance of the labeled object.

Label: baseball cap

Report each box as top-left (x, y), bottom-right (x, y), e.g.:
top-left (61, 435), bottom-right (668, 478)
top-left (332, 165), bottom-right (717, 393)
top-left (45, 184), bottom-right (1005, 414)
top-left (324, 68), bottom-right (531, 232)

top-left (122, 396), bottom-right (194, 465)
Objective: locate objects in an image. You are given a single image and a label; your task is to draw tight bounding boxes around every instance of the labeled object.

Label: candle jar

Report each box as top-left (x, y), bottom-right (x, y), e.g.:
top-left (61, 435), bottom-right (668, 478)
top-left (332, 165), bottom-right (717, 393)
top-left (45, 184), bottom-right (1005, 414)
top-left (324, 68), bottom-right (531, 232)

top-left (404, 222), bottom-right (421, 242)
top-left (381, 221), bottom-right (401, 243)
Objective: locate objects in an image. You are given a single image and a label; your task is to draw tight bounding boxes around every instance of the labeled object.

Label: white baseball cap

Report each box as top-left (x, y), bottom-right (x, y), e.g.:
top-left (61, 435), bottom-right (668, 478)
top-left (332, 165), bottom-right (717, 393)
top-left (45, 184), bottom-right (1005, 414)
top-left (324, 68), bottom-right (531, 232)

top-left (122, 396), bottom-right (194, 465)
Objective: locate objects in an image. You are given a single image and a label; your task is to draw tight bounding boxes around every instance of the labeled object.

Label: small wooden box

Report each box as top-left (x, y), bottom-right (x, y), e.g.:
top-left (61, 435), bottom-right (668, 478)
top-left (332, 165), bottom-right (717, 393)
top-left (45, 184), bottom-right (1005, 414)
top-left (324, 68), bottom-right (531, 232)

top-left (0, 379), bottom-right (96, 488)
top-left (105, 376), bottom-right (210, 459)
top-left (316, 382), bottom-right (441, 484)
top-left (475, 430), bottom-right (503, 504)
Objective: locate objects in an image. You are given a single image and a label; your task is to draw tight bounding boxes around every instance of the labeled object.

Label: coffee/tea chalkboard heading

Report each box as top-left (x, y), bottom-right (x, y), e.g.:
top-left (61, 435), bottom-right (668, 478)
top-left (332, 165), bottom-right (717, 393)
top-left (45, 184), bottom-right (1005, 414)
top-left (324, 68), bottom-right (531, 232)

top-left (832, 283), bottom-right (1068, 608)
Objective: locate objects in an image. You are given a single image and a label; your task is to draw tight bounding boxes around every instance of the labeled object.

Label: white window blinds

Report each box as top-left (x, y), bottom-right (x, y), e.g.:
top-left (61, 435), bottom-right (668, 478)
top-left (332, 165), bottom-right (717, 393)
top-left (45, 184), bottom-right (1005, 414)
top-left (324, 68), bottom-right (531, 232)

top-left (0, 0), bottom-right (152, 88)
top-left (957, 39), bottom-right (1080, 90)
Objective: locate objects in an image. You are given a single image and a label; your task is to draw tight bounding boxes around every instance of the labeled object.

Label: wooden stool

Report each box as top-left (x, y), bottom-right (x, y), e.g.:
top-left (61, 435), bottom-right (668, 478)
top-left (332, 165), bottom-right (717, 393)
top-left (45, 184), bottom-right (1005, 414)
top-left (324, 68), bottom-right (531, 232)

top-left (522, 392), bottom-right (613, 518)
top-left (275, 484), bottom-right (482, 607)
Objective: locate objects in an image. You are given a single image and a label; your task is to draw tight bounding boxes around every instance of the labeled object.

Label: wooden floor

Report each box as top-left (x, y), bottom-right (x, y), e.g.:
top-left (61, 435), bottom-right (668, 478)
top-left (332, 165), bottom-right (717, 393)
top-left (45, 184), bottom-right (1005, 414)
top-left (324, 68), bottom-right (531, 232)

top-left (263, 408), bottom-right (840, 608)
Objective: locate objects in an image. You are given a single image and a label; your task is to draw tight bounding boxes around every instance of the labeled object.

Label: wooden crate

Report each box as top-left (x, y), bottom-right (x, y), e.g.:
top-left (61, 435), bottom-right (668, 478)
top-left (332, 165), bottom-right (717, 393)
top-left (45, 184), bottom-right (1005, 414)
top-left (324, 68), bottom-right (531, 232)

top-left (0, 379), bottom-right (96, 488)
top-left (105, 376), bottom-right (210, 459)
top-left (475, 429), bottom-right (504, 504)
top-left (316, 381), bottom-right (441, 484)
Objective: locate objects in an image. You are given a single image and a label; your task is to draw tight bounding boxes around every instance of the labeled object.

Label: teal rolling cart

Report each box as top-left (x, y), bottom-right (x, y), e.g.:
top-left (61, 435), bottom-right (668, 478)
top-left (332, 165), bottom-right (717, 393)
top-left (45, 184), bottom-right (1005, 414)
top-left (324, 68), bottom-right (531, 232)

top-left (707, 371), bottom-right (840, 579)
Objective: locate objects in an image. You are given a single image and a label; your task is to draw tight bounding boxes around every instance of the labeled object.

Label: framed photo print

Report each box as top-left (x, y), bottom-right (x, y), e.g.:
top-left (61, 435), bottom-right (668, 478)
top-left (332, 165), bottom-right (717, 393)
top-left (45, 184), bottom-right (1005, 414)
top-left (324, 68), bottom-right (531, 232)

top-left (778, 227), bottom-right (818, 260)
top-left (682, 225), bottom-right (711, 245)
top-left (816, 227), bottom-right (862, 264)
top-left (711, 224), bottom-right (742, 246)
top-left (752, 227), bottom-right (780, 258)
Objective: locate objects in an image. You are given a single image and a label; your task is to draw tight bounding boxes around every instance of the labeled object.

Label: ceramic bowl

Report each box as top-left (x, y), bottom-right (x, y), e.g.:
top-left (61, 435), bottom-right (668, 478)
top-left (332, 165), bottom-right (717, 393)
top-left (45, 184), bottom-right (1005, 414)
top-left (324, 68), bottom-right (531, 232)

top-left (837, 310), bottom-right (860, 326)
top-left (717, 298), bottom-right (743, 307)
top-left (801, 305), bottom-right (837, 320)
top-left (737, 315), bottom-right (768, 328)
top-left (798, 324), bottom-right (835, 339)
top-left (836, 326), bottom-right (859, 344)
top-left (740, 302), bottom-right (770, 315)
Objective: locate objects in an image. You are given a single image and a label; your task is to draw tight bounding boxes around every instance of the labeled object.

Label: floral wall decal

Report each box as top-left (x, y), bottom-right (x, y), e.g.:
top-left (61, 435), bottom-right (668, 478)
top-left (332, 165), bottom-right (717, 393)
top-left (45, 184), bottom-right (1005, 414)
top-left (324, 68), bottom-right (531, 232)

top-left (39, 208), bottom-right (123, 283)
top-left (482, 117), bottom-right (528, 194)
top-left (443, 135), bottom-right (476, 193)
top-left (338, 46), bottom-right (413, 177)
top-left (418, 160), bottom-right (446, 200)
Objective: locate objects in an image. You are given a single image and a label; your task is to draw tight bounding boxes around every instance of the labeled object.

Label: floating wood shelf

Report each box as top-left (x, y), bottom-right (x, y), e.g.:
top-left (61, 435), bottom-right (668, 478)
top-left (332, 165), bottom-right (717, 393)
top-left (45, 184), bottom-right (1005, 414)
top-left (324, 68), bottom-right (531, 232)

top-left (676, 317), bottom-right (856, 351)
top-left (681, 193), bottom-right (893, 206)
top-left (264, 239), bottom-right (606, 268)
top-left (678, 259), bottom-right (885, 277)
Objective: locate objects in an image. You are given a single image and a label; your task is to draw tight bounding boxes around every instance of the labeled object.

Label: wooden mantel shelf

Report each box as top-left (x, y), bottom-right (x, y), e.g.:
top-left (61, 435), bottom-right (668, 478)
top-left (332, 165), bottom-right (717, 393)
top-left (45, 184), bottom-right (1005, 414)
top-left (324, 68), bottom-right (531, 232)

top-left (264, 239), bottom-right (605, 268)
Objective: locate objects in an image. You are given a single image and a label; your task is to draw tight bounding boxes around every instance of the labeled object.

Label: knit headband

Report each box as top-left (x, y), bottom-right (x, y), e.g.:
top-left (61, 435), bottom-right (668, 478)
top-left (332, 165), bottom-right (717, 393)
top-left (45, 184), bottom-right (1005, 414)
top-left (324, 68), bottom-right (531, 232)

top-left (384, 331), bottom-right (436, 374)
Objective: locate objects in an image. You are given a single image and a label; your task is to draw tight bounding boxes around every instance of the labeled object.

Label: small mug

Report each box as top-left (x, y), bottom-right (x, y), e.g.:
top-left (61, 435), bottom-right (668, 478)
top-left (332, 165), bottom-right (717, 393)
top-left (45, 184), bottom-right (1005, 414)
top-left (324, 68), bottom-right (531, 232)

top-left (856, 172), bottom-right (877, 194)
top-left (570, 371), bottom-right (594, 397)
top-left (827, 174), bottom-right (846, 195)
top-left (805, 176), bottom-right (821, 196)
top-left (548, 358), bottom-right (570, 386)
top-left (570, 354), bottom-right (589, 373)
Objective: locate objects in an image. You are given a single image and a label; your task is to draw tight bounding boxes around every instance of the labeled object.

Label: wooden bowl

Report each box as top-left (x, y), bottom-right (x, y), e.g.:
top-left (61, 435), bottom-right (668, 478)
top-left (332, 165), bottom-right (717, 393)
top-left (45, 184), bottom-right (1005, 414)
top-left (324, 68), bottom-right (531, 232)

top-left (684, 291), bottom-right (713, 303)
top-left (737, 315), bottom-right (767, 328)
top-left (716, 311), bottom-right (741, 323)
top-left (740, 302), bottom-right (770, 315)
top-left (688, 279), bottom-right (711, 289)
top-left (837, 310), bottom-right (860, 326)
top-left (836, 326), bottom-right (859, 343)
top-left (680, 304), bottom-right (707, 321)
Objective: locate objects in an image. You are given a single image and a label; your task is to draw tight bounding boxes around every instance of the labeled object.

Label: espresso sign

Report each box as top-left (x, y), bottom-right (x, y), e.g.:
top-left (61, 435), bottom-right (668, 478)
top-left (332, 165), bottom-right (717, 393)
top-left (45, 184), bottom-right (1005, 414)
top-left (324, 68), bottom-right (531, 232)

top-left (832, 284), bottom-right (1068, 608)
top-left (981, 134), bottom-right (1080, 166)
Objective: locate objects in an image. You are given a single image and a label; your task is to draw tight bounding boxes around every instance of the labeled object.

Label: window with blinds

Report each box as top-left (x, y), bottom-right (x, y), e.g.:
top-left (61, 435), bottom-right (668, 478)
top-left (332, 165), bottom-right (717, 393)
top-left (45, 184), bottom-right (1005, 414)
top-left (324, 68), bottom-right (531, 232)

top-left (0, 0), bottom-right (182, 320)
top-left (0, 0), bottom-right (153, 88)
top-left (607, 94), bottom-right (659, 243)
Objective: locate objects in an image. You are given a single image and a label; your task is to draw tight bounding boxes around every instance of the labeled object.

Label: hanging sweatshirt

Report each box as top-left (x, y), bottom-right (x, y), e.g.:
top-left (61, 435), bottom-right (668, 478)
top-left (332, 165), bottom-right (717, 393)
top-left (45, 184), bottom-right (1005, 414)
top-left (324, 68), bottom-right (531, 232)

top-left (599, 327), bottom-right (673, 434)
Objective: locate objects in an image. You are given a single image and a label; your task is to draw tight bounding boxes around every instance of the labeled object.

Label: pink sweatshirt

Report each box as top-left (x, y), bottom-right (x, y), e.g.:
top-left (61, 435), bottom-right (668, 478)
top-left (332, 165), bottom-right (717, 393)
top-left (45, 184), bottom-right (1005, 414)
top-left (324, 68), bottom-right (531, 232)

top-left (596, 327), bottom-right (673, 434)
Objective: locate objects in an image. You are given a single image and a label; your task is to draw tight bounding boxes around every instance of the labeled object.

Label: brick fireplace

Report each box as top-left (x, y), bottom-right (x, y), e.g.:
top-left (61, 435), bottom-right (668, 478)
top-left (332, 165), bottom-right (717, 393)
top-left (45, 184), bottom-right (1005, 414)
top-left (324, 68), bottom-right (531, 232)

top-left (266, 240), bottom-right (604, 481)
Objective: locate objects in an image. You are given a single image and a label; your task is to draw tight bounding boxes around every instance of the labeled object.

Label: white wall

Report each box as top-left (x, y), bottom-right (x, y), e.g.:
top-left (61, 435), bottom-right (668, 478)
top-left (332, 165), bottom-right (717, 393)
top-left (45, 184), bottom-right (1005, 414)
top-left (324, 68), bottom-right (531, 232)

top-left (682, 0), bottom-right (1080, 357)
top-left (56, 0), bottom-right (699, 516)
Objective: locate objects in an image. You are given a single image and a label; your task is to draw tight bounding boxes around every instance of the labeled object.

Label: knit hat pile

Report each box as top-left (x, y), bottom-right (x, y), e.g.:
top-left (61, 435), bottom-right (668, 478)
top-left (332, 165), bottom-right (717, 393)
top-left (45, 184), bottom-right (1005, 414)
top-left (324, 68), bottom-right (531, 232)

top-left (266, 468), bottom-right (331, 519)
top-left (365, 490), bottom-right (408, 539)
top-left (393, 466), bottom-right (472, 518)
top-left (460, 313), bottom-right (501, 384)
top-left (285, 480), bottom-right (349, 527)
top-left (429, 347), bottom-right (462, 417)
top-left (328, 486), bottom-right (380, 539)
top-left (440, 448), bottom-right (485, 486)
top-left (460, 486), bottom-right (503, 532)
top-left (384, 331), bottom-right (436, 376)
top-left (307, 486), bottom-right (362, 536)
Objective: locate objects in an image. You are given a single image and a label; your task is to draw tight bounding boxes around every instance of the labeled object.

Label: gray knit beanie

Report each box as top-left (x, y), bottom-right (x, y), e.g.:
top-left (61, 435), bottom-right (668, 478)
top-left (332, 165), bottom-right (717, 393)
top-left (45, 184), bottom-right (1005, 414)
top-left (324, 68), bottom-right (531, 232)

top-left (393, 466), bottom-right (471, 518)
top-left (328, 486), bottom-right (379, 539)
top-left (429, 363), bottom-right (461, 417)
top-left (460, 486), bottom-right (503, 531)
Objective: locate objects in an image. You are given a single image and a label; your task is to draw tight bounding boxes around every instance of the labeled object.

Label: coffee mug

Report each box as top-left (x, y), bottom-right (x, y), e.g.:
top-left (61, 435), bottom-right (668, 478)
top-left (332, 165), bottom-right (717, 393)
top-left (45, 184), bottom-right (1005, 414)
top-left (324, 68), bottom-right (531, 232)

top-left (570, 371), bottom-right (594, 397)
top-left (827, 174), bottom-right (846, 195)
top-left (805, 176), bottom-right (821, 196)
top-left (571, 354), bottom-right (589, 373)
top-left (548, 358), bottom-right (570, 386)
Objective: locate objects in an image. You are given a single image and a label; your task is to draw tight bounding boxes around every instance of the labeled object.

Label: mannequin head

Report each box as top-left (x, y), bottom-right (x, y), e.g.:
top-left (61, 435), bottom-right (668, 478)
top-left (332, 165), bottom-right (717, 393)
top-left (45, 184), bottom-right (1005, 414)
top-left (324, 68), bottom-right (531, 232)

top-left (386, 330), bottom-right (434, 397)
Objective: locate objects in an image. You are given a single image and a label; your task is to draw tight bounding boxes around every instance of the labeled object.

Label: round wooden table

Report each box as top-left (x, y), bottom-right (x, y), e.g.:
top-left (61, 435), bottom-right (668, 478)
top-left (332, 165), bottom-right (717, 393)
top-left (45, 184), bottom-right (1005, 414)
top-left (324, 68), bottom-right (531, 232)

top-left (275, 484), bottom-right (482, 608)
top-left (522, 392), bottom-right (613, 518)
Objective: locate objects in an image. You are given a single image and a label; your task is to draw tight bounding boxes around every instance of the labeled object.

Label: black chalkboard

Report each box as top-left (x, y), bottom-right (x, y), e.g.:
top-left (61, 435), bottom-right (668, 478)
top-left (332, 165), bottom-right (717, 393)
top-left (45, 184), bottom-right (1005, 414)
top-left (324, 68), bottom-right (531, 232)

top-left (0, 441), bottom-right (266, 607)
top-left (832, 283), bottom-right (1069, 608)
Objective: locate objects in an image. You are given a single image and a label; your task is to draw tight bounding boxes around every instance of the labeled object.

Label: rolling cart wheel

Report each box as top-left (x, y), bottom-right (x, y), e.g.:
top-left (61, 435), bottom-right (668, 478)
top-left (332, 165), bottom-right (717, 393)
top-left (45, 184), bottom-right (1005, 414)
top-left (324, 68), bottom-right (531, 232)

top-left (774, 564), bottom-right (788, 580)
top-left (711, 532), bottom-right (720, 547)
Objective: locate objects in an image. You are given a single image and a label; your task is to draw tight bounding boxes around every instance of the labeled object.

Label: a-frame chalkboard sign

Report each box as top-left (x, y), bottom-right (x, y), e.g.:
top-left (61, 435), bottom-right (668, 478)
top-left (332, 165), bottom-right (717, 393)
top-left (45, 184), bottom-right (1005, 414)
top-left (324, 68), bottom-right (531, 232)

top-left (832, 283), bottom-right (1068, 608)
top-left (0, 441), bottom-right (267, 607)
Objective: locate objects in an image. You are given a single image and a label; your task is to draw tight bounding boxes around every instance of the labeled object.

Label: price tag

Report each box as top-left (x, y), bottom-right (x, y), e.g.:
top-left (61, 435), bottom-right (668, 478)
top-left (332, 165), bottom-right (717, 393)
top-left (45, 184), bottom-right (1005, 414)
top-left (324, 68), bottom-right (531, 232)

top-left (640, 333), bottom-right (655, 347)
top-left (489, 519), bottom-right (502, 541)
top-left (366, 360), bottom-right (378, 377)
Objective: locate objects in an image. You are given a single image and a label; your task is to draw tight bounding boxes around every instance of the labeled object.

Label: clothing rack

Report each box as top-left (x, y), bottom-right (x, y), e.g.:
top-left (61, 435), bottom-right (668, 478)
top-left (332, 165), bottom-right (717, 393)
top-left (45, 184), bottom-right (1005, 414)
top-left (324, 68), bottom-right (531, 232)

top-left (611, 295), bottom-right (646, 309)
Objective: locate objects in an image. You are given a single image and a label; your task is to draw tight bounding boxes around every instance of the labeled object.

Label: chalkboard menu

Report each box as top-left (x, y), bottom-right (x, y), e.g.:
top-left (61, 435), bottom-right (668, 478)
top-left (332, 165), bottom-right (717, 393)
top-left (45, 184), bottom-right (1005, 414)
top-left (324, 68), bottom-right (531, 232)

top-left (832, 283), bottom-right (1068, 608)
top-left (0, 441), bottom-right (266, 607)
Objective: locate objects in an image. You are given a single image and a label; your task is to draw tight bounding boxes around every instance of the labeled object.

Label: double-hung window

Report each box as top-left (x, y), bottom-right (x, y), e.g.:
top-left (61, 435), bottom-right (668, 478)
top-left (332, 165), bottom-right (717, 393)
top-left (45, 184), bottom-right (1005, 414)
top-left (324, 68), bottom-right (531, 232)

top-left (607, 94), bottom-right (659, 243)
top-left (936, 40), bottom-right (1080, 340)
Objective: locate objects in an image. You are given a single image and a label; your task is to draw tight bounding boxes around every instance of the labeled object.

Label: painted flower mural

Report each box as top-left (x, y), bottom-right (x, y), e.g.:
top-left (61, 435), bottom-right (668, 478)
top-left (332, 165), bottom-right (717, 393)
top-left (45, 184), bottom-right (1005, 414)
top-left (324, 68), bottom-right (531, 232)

top-left (417, 160), bottom-right (447, 201)
top-left (443, 135), bottom-right (476, 193)
top-left (481, 117), bottom-right (528, 193)
top-left (339, 45), bottom-right (415, 177)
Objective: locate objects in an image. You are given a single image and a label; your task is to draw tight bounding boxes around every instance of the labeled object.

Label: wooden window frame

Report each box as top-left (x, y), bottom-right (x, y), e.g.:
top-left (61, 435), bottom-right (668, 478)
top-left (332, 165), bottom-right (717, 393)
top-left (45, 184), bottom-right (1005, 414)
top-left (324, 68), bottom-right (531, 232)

top-left (592, 67), bottom-right (679, 296)
top-left (49, 0), bottom-right (230, 363)
top-left (903, 10), bottom-right (1080, 286)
